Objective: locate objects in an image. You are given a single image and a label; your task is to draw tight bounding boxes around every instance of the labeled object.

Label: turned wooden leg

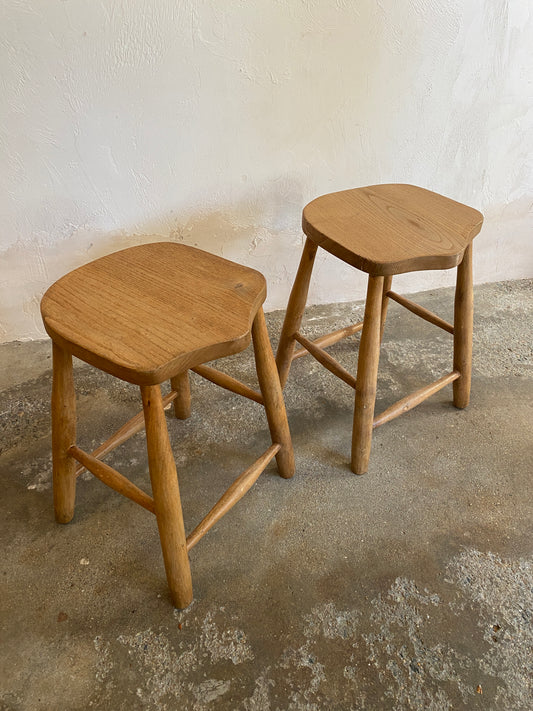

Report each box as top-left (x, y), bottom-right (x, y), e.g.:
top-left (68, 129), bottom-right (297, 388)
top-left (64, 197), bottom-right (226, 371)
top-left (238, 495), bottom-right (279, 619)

top-left (380, 275), bottom-right (393, 343)
top-left (51, 342), bottom-right (77, 523)
top-left (453, 243), bottom-right (473, 408)
top-left (141, 384), bottom-right (193, 609)
top-left (351, 275), bottom-right (384, 475)
top-left (253, 307), bottom-right (295, 479)
top-left (171, 371), bottom-right (191, 419)
top-left (275, 238), bottom-right (318, 388)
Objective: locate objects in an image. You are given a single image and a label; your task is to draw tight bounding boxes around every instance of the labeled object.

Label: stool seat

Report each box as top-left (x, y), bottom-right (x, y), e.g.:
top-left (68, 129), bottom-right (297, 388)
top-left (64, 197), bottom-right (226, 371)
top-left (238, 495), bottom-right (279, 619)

top-left (302, 184), bottom-right (483, 275)
top-left (41, 242), bottom-right (266, 385)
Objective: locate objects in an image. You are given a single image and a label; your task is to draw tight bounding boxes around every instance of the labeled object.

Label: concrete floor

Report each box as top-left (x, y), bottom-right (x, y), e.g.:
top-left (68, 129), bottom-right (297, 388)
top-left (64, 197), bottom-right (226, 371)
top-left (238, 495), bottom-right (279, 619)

top-left (1, 279), bottom-right (532, 711)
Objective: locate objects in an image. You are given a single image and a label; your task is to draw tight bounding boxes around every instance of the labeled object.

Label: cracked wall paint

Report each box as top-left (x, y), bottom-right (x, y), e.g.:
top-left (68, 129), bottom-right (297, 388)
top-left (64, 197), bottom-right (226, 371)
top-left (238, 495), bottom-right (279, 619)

top-left (1, 1), bottom-right (532, 342)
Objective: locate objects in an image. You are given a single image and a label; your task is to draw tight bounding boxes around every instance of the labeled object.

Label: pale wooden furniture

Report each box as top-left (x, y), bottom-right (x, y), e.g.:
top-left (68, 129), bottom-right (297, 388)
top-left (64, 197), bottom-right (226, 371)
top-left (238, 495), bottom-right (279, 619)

top-left (41, 242), bottom-right (294, 608)
top-left (276, 184), bottom-right (483, 475)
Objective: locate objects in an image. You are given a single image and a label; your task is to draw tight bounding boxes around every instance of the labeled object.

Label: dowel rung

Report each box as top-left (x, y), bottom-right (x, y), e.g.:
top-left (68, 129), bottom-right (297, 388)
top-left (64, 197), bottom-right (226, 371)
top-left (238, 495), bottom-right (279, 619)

top-left (294, 332), bottom-right (357, 389)
top-left (75, 390), bottom-right (178, 477)
top-left (292, 321), bottom-right (364, 360)
top-left (69, 445), bottom-right (155, 513)
top-left (373, 371), bottom-right (460, 428)
top-left (192, 364), bottom-right (263, 404)
top-left (387, 291), bottom-right (454, 334)
top-left (186, 443), bottom-right (280, 551)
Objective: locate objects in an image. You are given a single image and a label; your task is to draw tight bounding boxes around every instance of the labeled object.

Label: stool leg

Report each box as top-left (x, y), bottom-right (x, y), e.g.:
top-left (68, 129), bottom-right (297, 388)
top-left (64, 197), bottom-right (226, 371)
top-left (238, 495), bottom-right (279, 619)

top-left (171, 371), bottom-right (191, 419)
top-left (141, 384), bottom-right (193, 608)
top-left (380, 275), bottom-right (393, 343)
top-left (51, 343), bottom-right (77, 523)
top-left (276, 238), bottom-right (318, 387)
top-left (351, 275), bottom-right (384, 475)
top-left (453, 243), bottom-right (473, 408)
top-left (253, 307), bottom-right (295, 479)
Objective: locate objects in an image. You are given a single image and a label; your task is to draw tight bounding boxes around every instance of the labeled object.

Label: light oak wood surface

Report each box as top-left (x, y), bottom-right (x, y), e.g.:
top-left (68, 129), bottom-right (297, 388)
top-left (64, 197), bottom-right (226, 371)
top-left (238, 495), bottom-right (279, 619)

top-left (41, 242), bottom-right (267, 385)
top-left (52, 343), bottom-right (77, 523)
top-left (276, 238), bottom-right (318, 387)
top-left (192, 364), bottom-right (264, 404)
top-left (171, 372), bottom-right (191, 419)
top-left (292, 321), bottom-right (364, 360)
top-left (69, 445), bottom-right (156, 513)
top-left (142, 384), bottom-right (193, 609)
top-left (351, 276), bottom-right (384, 475)
top-left (186, 443), bottom-right (280, 552)
top-left (252, 308), bottom-right (295, 479)
top-left (372, 371), bottom-right (460, 428)
top-left (379, 276), bottom-right (393, 343)
top-left (277, 183), bottom-right (483, 475)
top-left (302, 184), bottom-right (483, 276)
top-left (43, 242), bottom-right (294, 607)
top-left (453, 243), bottom-right (474, 408)
top-left (74, 390), bottom-right (178, 477)
top-left (294, 332), bottom-right (357, 388)
top-left (386, 289), bottom-right (454, 334)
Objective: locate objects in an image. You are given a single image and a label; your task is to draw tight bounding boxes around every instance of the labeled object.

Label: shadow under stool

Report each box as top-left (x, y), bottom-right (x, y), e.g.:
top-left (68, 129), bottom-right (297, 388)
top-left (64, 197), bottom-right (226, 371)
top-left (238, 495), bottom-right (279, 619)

top-left (275, 183), bottom-right (483, 475)
top-left (41, 242), bottom-right (294, 608)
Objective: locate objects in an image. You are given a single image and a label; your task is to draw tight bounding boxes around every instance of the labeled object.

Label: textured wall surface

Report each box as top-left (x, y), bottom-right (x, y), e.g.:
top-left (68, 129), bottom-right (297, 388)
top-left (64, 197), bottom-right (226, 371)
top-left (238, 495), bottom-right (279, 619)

top-left (1, 0), bottom-right (532, 342)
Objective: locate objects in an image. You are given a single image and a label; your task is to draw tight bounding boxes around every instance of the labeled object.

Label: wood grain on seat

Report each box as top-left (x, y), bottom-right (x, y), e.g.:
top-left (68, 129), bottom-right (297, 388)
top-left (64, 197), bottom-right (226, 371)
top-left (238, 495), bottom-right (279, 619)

top-left (302, 184), bottom-right (483, 275)
top-left (41, 242), bottom-right (266, 385)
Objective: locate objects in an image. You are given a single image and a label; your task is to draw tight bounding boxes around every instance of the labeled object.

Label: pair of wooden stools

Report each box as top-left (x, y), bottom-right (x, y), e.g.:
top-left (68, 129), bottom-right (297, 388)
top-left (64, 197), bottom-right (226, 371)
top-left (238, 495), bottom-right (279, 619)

top-left (41, 184), bottom-right (483, 607)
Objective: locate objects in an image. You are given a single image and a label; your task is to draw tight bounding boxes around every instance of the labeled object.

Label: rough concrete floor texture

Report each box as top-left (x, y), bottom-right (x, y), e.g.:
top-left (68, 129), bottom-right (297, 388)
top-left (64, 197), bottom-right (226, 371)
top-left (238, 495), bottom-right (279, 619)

top-left (1, 279), bottom-right (532, 711)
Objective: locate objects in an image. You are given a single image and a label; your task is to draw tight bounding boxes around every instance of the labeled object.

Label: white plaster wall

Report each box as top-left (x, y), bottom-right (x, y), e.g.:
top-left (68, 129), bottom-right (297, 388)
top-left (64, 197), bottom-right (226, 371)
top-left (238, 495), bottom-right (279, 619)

top-left (1, 0), bottom-right (532, 342)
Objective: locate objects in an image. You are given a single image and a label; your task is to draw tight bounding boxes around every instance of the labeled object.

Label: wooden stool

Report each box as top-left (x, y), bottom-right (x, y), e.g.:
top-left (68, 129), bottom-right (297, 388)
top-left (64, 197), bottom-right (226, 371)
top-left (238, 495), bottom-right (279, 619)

top-left (41, 242), bottom-right (294, 608)
top-left (276, 184), bottom-right (483, 475)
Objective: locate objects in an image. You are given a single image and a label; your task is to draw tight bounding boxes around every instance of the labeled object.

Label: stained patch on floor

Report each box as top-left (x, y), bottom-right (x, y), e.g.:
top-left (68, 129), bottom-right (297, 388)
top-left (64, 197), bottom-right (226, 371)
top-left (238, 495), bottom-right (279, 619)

top-left (36, 547), bottom-right (530, 710)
